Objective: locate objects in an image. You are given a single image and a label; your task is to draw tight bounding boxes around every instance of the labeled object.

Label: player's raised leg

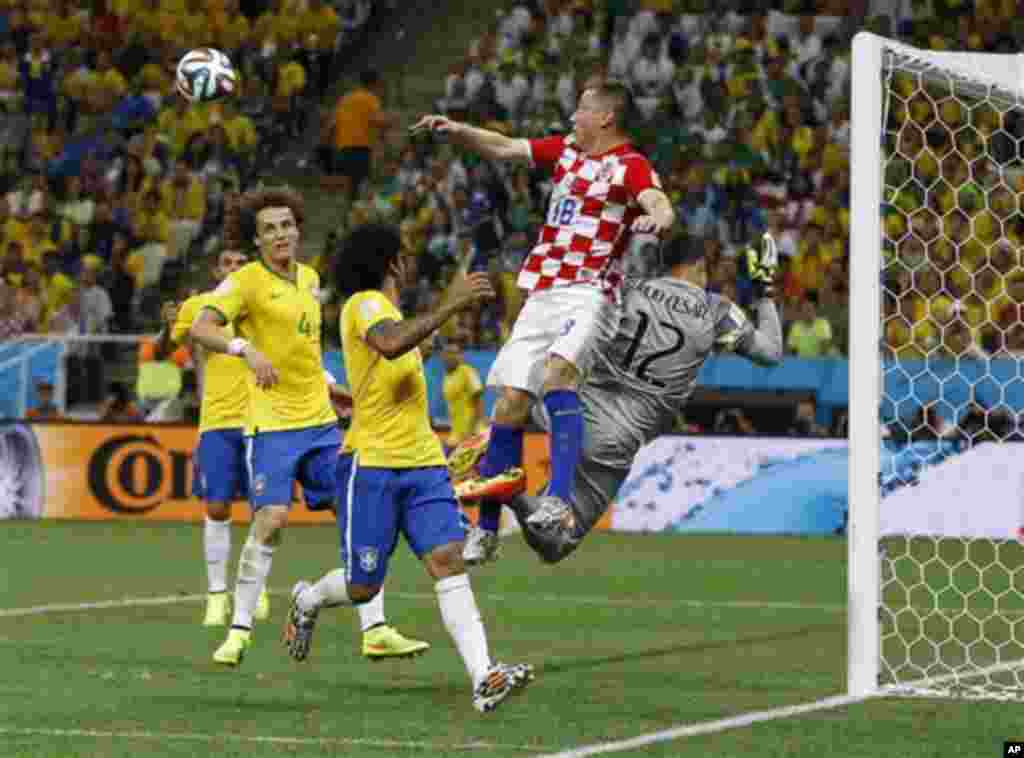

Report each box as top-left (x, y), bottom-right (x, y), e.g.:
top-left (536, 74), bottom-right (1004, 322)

top-left (407, 466), bottom-right (534, 712)
top-left (285, 446), bottom-right (429, 662)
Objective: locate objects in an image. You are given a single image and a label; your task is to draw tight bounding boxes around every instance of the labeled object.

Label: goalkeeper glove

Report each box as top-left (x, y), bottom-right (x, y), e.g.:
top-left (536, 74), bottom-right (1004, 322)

top-left (745, 232), bottom-right (779, 298)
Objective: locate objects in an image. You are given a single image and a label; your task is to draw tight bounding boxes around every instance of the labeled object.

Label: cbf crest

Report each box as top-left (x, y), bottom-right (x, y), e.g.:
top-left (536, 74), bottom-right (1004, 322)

top-left (358, 546), bottom-right (379, 573)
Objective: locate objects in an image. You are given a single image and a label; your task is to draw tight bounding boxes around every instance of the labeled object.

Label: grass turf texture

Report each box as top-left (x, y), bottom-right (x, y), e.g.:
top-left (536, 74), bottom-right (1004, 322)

top-left (1, 522), bottom-right (1021, 757)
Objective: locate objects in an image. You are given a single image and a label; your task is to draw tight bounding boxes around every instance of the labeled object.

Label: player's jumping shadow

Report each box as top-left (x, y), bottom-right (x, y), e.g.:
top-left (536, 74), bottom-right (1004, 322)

top-left (536, 622), bottom-right (842, 676)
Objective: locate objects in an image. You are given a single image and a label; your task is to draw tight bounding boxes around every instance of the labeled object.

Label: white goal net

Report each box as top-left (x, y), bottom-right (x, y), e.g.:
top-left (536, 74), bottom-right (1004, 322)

top-left (850, 32), bottom-right (1024, 701)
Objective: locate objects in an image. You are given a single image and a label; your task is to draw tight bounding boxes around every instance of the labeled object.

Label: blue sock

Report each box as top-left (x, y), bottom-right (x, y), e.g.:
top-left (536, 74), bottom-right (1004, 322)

top-left (544, 389), bottom-right (583, 504)
top-left (477, 424), bottom-right (523, 477)
top-left (477, 425), bottom-right (523, 533)
top-left (478, 498), bottom-right (501, 533)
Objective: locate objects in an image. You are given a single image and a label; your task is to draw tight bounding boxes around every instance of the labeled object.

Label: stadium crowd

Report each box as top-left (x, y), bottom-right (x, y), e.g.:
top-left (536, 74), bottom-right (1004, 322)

top-left (9, 0), bottom-right (1023, 432)
top-left (305, 0), bottom-right (863, 362)
top-left (0, 0), bottom-right (374, 345)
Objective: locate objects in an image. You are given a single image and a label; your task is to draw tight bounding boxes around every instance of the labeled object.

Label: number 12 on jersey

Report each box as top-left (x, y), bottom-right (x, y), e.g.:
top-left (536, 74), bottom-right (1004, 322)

top-left (619, 311), bottom-right (685, 388)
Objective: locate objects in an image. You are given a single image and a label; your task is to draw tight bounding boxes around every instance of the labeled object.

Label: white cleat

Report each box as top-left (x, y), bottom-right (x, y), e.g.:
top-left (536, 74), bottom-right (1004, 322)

top-left (283, 581), bottom-right (318, 662)
top-left (525, 496), bottom-right (575, 532)
top-left (463, 526), bottom-right (501, 566)
top-left (472, 662), bottom-right (534, 713)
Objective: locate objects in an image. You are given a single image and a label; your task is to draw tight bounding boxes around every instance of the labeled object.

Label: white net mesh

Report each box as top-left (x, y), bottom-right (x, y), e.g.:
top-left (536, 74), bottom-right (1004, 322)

top-left (879, 44), bottom-right (1024, 700)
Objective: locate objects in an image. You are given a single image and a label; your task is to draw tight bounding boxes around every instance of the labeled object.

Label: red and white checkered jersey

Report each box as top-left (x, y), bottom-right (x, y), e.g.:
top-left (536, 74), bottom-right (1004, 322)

top-left (519, 135), bottom-right (660, 298)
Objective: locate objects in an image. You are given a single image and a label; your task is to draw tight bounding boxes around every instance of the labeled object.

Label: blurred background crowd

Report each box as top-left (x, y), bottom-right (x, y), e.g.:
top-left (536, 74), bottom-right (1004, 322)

top-left (5, 0), bottom-right (1024, 435)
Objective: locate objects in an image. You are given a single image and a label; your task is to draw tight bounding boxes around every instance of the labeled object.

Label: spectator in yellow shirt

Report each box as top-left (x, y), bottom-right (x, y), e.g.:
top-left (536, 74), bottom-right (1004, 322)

top-left (786, 293), bottom-right (835, 358)
top-left (159, 159), bottom-right (205, 258)
top-left (441, 335), bottom-right (485, 447)
top-left (90, 51), bottom-right (128, 113)
top-left (157, 97), bottom-right (208, 158)
top-left (20, 214), bottom-right (57, 267)
top-left (214, 0), bottom-right (251, 56)
top-left (0, 42), bottom-right (19, 110)
top-left (129, 189), bottom-right (170, 288)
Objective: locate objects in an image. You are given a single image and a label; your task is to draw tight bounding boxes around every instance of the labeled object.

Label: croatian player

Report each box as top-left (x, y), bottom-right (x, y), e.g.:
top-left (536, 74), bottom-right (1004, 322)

top-left (453, 235), bottom-right (784, 563)
top-left (411, 80), bottom-right (675, 565)
top-left (156, 248), bottom-right (271, 627)
top-left (188, 188), bottom-right (338, 666)
top-left (283, 224), bottom-right (534, 713)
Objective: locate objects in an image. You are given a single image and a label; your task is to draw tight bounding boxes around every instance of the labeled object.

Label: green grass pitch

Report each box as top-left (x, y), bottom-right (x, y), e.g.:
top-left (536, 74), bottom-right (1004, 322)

top-left (1, 521), bottom-right (1021, 757)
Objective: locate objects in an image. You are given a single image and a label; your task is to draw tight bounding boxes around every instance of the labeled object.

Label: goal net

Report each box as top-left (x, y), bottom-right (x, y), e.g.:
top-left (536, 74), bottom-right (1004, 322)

top-left (850, 32), bottom-right (1024, 701)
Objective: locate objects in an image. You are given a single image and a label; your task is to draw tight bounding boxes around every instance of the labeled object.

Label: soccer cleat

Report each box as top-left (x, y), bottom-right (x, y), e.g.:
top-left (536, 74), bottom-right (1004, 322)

top-left (472, 662), bottom-right (535, 713)
top-left (362, 625), bottom-right (430, 661)
top-left (453, 467), bottom-right (527, 503)
top-left (526, 495), bottom-right (577, 533)
top-left (213, 627), bottom-right (251, 666)
top-left (283, 581), bottom-right (318, 662)
top-left (447, 429), bottom-right (490, 483)
top-left (202, 591), bottom-right (231, 627)
top-left (254, 588), bottom-right (271, 621)
top-left (510, 494), bottom-right (581, 564)
top-left (462, 526), bottom-right (502, 566)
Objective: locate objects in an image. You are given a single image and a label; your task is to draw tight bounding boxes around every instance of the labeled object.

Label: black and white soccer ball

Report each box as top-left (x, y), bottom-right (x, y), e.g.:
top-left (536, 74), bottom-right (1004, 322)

top-left (176, 47), bottom-right (237, 103)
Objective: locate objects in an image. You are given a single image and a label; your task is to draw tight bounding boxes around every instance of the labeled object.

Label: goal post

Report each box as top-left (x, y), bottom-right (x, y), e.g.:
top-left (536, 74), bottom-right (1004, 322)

top-left (850, 31), bottom-right (1024, 700)
top-left (848, 31), bottom-right (884, 698)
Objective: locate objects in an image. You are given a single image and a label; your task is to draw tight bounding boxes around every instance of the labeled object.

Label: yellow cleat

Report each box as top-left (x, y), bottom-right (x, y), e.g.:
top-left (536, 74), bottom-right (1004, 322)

top-left (453, 467), bottom-right (527, 503)
top-left (362, 625), bottom-right (430, 661)
top-left (202, 592), bottom-right (231, 627)
top-left (448, 429), bottom-right (490, 483)
top-left (254, 588), bottom-right (271, 621)
top-left (213, 628), bottom-right (252, 666)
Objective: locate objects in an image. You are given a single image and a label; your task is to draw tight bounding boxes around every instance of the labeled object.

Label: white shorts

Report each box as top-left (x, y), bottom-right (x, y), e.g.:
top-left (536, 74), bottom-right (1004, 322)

top-left (487, 285), bottom-right (618, 396)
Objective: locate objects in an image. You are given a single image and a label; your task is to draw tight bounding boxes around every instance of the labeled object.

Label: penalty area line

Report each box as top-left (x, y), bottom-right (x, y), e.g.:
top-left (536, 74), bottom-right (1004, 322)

top-left (0, 727), bottom-right (536, 752)
top-left (535, 692), bottom-right (881, 758)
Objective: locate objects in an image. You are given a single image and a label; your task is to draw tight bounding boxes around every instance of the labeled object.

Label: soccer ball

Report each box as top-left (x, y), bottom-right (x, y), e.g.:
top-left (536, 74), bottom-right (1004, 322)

top-left (175, 48), bottom-right (237, 103)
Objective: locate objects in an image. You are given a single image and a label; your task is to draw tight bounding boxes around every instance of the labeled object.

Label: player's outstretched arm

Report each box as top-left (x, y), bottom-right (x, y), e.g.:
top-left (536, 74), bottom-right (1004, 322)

top-left (742, 299), bottom-right (784, 366)
top-left (365, 272), bottom-right (495, 360)
top-left (409, 115), bottom-right (531, 163)
top-left (736, 233), bottom-right (783, 366)
top-left (191, 307), bottom-right (280, 388)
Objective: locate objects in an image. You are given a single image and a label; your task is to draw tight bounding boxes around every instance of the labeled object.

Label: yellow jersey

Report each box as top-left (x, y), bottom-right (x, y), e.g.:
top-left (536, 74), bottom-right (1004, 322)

top-left (206, 260), bottom-right (335, 434)
top-left (172, 292), bottom-right (248, 433)
top-left (341, 291), bottom-right (445, 468)
top-left (442, 363), bottom-right (483, 445)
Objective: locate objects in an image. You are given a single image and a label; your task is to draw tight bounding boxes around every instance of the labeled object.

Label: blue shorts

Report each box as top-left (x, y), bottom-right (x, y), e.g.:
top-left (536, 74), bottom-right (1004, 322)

top-left (246, 423), bottom-right (341, 510)
top-left (193, 428), bottom-right (248, 503)
top-left (336, 452), bottom-right (467, 586)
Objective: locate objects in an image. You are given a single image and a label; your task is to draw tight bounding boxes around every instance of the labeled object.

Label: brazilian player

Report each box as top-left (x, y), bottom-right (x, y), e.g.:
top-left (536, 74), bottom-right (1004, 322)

top-left (190, 188), bottom-right (424, 666)
top-left (283, 224), bottom-right (534, 713)
top-left (156, 248), bottom-right (271, 627)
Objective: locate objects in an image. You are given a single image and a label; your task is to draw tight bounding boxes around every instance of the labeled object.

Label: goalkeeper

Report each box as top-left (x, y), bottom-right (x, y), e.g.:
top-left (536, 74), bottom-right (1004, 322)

top-left (451, 233), bottom-right (784, 563)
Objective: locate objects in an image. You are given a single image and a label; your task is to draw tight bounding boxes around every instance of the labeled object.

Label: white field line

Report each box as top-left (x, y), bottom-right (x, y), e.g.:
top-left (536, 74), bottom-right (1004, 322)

top-left (535, 693), bottom-right (881, 758)
top-left (0, 590), bottom-right (848, 619)
top-left (6, 589), bottom-right (1024, 620)
top-left (0, 726), bottom-right (536, 752)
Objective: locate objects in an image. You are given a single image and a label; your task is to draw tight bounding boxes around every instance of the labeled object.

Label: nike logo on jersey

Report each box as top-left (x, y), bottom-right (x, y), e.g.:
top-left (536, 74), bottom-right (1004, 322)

top-left (270, 292), bottom-right (284, 299)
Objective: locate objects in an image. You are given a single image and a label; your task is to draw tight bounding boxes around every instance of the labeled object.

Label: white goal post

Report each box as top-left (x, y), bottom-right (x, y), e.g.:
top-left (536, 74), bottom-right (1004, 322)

top-left (850, 31), bottom-right (1024, 700)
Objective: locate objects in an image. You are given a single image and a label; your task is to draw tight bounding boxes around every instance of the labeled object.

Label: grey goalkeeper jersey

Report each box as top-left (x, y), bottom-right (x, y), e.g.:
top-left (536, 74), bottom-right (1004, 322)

top-left (581, 276), bottom-right (783, 470)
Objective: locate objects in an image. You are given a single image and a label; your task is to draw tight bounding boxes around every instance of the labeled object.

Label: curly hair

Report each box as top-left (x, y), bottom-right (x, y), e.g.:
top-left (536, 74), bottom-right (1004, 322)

top-left (224, 186), bottom-right (306, 250)
top-left (333, 223), bottom-right (402, 297)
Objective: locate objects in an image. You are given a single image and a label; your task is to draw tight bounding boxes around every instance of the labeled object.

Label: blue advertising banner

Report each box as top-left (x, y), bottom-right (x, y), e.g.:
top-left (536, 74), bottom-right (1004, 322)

top-left (611, 436), bottom-right (1023, 539)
